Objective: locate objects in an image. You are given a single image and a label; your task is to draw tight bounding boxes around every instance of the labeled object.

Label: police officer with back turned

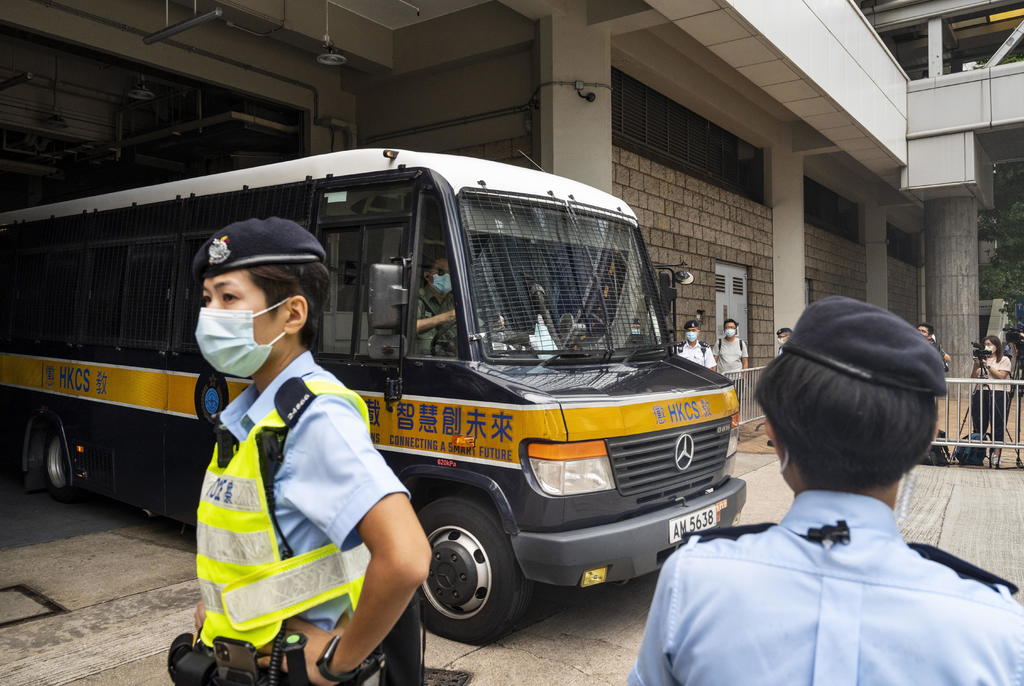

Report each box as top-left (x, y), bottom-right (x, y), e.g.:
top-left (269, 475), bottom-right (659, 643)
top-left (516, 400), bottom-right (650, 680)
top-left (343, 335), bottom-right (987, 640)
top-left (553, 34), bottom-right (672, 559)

top-left (631, 296), bottom-right (1024, 686)
top-left (170, 217), bottom-right (430, 686)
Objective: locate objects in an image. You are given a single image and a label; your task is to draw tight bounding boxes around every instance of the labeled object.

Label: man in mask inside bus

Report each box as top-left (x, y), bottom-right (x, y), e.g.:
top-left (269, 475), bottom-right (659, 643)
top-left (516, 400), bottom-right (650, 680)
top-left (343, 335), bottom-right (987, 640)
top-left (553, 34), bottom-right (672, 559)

top-left (182, 217), bottom-right (430, 686)
top-left (416, 255), bottom-right (457, 356)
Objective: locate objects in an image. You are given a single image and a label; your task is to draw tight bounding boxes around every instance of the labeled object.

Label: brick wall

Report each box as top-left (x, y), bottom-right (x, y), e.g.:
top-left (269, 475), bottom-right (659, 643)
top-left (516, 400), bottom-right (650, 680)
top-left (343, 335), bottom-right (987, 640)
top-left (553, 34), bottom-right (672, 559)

top-left (445, 135), bottom-right (533, 168)
top-left (804, 224), bottom-right (866, 303)
top-left (887, 256), bottom-right (919, 324)
top-left (612, 146), bottom-right (775, 364)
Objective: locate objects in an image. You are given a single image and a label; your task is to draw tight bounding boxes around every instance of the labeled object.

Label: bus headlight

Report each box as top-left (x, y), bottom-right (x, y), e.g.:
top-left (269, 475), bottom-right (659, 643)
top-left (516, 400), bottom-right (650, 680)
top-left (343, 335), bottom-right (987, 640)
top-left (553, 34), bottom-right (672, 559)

top-left (527, 440), bottom-right (615, 496)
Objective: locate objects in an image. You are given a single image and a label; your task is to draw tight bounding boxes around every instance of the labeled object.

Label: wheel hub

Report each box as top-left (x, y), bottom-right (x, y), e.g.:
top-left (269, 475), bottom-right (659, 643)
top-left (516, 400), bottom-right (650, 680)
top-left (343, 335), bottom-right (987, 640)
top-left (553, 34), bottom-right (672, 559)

top-left (423, 525), bottom-right (492, 619)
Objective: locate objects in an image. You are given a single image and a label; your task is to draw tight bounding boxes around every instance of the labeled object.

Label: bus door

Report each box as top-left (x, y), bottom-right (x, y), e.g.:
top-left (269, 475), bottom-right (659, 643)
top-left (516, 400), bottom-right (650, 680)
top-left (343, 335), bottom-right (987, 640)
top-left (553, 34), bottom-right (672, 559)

top-left (314, 180), bottom-right (415, 417)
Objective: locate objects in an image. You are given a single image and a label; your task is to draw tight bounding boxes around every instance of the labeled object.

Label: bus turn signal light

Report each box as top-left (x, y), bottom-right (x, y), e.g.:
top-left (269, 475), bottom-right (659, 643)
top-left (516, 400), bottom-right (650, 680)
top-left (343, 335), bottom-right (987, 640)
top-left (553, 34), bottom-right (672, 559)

top-left (527, 440), bottom-right (607, 461)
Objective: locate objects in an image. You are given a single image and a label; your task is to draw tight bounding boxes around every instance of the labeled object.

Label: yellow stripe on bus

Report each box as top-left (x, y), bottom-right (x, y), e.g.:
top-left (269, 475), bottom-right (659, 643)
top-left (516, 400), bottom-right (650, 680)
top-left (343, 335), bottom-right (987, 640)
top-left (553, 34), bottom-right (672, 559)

top-left (0, 353), bottom-right (247, 418)
top-left (1, 353), bottom-right (739, 467)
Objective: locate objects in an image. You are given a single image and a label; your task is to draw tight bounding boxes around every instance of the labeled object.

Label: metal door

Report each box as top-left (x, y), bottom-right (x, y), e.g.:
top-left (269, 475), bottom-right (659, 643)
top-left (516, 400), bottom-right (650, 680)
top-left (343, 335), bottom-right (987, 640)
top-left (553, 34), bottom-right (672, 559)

top-left (714, 262), bottom-right (748, 336)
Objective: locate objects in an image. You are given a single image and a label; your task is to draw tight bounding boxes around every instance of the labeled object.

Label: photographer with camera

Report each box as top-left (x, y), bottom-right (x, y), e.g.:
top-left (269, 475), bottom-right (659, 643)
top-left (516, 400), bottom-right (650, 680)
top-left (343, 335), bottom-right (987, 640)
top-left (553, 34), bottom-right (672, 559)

top-left (971, 335), bottom-right (1012, 468)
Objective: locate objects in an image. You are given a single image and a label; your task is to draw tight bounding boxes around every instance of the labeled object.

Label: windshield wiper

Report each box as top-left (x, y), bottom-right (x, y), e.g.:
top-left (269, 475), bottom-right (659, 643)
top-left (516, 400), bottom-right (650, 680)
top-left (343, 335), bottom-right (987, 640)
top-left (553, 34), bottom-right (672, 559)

top-left (536, 350), bottom-right (607, 368)
top-left (621, 344), bottom-right (670, 364)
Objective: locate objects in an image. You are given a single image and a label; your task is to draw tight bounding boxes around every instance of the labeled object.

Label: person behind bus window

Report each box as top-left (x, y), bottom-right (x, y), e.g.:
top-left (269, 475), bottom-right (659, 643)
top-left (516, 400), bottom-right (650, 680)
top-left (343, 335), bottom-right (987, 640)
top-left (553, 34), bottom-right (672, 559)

top-left (631, 297), bottom-right (1024, 686)
top-left (970, 335), bottom-right (1012, 469)
top-left (185, 217), bottom-right (430, 685)
top-left (415, 256), bottom-right (456, 357)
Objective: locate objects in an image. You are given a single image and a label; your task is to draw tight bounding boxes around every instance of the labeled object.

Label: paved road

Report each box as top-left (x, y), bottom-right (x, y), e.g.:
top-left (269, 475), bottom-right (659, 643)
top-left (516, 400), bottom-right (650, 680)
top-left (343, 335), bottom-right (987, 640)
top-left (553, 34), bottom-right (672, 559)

top-left (1, 448), bottom-right (1022, 685)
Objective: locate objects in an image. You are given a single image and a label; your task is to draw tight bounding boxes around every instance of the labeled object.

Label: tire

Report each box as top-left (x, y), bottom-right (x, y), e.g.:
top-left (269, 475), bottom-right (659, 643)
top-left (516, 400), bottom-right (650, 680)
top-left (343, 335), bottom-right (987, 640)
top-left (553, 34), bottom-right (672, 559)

top-left (418, 496), bottom-right (533, 645)
top-left (44, 431), bottom-right (81, 503)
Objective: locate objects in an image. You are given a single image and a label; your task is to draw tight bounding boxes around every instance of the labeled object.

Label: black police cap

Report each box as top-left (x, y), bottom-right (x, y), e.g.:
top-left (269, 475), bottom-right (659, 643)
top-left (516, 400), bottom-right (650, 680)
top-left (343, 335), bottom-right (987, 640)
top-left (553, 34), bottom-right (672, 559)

top-left (191, 217), bottom-right (325, 282)
top-left (783, 296), bottom-right (946, 396)
top-left (683, 319), bottom-right (701, 330)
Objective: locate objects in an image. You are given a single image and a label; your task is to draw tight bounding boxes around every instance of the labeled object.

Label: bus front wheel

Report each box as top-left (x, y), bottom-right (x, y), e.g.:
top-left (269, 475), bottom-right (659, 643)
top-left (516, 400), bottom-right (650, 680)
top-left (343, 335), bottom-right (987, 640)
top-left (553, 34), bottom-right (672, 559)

top-left (418, 496), bottom-right (533, 645)
top-left (45, 432), bottom-right (80, 503)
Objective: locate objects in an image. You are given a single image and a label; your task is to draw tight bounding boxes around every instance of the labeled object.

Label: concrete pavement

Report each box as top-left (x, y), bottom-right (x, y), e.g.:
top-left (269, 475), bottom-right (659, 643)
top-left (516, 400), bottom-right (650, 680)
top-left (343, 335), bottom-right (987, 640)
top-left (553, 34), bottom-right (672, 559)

top-left (2, 439), bottom-right (1022, 685)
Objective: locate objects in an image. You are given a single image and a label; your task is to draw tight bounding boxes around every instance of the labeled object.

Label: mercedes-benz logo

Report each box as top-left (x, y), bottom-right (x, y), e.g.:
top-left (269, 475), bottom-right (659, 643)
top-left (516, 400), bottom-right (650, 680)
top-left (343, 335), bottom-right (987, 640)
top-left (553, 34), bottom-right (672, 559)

top-left (674, 432), bottom-right (695, 471)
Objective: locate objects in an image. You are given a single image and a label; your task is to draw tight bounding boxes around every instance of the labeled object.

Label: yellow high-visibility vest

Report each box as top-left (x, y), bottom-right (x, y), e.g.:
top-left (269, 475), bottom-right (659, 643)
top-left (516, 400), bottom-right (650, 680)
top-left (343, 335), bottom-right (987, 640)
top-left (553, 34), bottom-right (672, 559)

top-left (197, 379), bottom-right (371, 648)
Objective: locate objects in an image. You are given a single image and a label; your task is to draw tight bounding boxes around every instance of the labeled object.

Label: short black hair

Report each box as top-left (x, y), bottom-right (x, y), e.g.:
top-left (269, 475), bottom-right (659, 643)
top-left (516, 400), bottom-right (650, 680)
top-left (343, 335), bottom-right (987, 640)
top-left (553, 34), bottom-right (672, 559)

top-left (723, 318), bottom-right (738, 328)
top-left (247, 262), bottom-right (329, 348)
top-left (917, 322), bottom-right (934, 336)
top-left (755, 353), bottom-right (936, 490)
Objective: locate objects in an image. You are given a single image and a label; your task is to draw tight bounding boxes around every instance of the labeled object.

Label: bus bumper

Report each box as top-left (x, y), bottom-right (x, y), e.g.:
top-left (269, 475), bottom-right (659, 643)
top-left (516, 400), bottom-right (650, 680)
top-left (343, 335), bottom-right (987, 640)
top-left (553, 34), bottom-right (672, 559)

top-left (510, 477), bottom-right (747, 586)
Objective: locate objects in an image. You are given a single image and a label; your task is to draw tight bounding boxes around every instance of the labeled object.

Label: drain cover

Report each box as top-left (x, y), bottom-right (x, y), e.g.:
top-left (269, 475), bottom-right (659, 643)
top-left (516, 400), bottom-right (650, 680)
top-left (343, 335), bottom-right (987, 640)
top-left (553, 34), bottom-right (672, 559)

top-left (425, 668), bottom-right (472, 686)
top-left (0, 585), bottom-right (66, 628)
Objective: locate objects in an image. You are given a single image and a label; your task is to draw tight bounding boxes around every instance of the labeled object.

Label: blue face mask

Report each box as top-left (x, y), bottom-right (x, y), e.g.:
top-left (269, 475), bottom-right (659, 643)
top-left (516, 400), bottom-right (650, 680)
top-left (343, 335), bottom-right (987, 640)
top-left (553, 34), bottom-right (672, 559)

top-left (432, 273), bottom-right (452, 295)
top-left (725, 328), bottom-right (737, 337)
top-left (194, 299), bottom-right (288, 377)
top-left (685, 331), bottom-right (698, 342)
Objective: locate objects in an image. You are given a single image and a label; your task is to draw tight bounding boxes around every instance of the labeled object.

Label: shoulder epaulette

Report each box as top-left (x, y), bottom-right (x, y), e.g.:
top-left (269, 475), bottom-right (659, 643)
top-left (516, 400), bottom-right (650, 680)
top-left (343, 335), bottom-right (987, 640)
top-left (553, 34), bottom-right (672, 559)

top-left (908, 543), bottom-right (1018, 595)
top-left (275, 377), bottom-right (317, 429)
top-left (685, 522), bottom-right (773, 544)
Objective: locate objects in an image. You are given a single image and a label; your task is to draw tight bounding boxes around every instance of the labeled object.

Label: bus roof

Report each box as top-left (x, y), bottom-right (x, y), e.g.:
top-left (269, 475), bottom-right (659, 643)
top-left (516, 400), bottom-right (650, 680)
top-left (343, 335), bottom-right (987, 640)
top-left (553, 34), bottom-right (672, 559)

top-left (0, 148), bottom-right (637, 225)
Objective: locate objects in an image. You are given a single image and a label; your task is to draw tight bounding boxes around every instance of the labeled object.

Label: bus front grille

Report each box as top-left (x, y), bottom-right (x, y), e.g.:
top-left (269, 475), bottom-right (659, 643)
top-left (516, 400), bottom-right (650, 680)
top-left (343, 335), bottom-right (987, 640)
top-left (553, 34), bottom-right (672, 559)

top-left (605, 419), bottom-right (730, 503)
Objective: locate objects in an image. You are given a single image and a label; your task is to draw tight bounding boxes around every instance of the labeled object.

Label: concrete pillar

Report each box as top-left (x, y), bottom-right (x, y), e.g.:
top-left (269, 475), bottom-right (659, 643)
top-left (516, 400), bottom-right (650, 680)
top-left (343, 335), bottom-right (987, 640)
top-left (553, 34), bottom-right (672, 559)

top-left (538, 1), bottom-right (612, 192)
top-left (928, 17), bottom-right (944, 78)
top-left (769, 143), bottom-right (805, 330)
top-left (864, 204), bottom-right (888, 309)
top-left (925, 197), bottom-right (978, 376)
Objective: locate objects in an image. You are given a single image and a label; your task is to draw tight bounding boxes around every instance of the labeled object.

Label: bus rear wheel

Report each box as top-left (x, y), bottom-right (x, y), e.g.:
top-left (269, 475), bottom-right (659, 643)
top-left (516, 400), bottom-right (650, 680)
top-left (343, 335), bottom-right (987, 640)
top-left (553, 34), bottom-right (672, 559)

top-left (45, 432), bottom-right (80, 503)
top-left (418, 497), bottom-right (533, 645)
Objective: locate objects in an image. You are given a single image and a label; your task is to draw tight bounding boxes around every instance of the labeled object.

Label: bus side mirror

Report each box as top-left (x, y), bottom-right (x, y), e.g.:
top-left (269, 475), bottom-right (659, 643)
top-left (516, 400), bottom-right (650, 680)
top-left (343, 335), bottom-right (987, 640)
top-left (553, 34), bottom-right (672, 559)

top-left (367, 263), bottom-right (408, 360)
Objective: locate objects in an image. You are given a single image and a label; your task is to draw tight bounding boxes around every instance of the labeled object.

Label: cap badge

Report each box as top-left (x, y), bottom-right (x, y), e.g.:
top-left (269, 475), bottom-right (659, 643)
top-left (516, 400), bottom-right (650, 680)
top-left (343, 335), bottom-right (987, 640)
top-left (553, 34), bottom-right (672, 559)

top-left (208, 236), bottom-right (230, 265)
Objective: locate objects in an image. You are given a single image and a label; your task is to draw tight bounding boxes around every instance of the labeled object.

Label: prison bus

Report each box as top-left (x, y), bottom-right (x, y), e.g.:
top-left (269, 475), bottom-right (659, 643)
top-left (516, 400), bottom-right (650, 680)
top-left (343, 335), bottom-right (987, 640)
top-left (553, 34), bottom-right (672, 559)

top-left (0, 149), bottom-right (746, 644)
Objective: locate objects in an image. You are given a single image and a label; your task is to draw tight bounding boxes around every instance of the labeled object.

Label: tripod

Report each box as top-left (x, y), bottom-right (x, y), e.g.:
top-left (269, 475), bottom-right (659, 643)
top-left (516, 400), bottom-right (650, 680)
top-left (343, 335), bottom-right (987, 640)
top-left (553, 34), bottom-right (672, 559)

top-left (1008, 343), bottom-right (1023, 469)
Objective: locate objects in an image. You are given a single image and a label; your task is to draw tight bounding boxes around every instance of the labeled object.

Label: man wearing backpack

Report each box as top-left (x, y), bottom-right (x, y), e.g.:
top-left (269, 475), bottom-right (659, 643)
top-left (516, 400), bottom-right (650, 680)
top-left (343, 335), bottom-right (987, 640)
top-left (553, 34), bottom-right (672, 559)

top-left (715, 319), bottom-right (749, 374)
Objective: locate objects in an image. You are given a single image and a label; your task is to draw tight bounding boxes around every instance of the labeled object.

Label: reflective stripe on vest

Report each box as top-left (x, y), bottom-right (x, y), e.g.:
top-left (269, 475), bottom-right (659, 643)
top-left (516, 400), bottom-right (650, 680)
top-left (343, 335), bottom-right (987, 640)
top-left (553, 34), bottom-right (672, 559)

top-left (197, 379), bottom-right (371, 648)
top-left (223, 544), bottom-right (370, 629)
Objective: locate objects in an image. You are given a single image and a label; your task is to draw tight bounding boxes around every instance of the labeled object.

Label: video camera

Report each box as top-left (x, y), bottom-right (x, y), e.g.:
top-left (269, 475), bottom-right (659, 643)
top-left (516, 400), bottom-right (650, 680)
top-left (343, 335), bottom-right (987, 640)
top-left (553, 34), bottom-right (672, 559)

top-left (1003, 326), bottom-right (1022, 346)
top-left (972, 342), bottom-right (992, 360)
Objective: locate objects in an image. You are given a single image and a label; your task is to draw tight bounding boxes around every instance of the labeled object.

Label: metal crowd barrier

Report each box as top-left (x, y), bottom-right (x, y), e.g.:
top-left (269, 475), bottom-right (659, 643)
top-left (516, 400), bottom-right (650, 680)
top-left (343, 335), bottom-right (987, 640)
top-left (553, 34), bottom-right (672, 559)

top-left (721, 366), bottom-right (766, 426)
top-left (933, 377), bottom-right (1024, 454)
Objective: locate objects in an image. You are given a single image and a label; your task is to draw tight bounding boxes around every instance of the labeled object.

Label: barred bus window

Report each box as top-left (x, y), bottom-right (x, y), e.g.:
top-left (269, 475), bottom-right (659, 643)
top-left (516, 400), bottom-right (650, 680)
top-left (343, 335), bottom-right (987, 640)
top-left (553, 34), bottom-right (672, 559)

top-left (40, 250), bottom-right (82, 343)
top-left (175, 235), bottom-right (209, 353)
top-left (12, 252), bottom-right (45, 341)
top-left (121, 242), bottom-right (174, 349)
top-left (83, 245), bottom-right (128, 345)
top-left (0, 250), bottom-right (14, 341)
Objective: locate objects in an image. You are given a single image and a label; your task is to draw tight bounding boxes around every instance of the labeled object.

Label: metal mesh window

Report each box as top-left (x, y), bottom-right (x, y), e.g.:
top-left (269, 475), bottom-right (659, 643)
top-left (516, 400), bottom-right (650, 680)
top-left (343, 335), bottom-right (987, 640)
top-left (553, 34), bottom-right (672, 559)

top-left (460, 190), bottom-right (664, 361)
top-left (83, 245), bottom-right (128, 345)
top-left (121, 242), bottom-right (174, 348)
top-left (40, 250), bottom-right (82, 342)
top-left (12, 252), bottom-right (46, 340)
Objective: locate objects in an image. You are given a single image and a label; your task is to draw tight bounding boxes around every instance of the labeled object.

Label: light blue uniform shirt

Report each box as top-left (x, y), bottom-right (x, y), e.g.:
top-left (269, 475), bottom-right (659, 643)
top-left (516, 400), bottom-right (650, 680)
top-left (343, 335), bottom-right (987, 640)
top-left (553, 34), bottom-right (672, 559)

top-left (631, 490), bottom-right (1024, 686)
top-left (219, 351), bottom-right (408, 631)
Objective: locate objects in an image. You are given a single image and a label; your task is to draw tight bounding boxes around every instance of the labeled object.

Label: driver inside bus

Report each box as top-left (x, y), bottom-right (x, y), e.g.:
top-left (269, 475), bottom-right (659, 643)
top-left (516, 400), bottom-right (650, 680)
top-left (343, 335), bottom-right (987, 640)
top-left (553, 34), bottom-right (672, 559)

top-left (415, 256), bottom-right (456, 356)
top-left (182, 217), bottom-right (430, 686)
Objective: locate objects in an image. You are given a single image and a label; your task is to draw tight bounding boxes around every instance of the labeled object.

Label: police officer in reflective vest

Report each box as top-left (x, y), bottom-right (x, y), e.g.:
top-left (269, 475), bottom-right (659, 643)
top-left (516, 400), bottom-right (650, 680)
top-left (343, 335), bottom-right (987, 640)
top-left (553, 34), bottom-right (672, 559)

top-left (181, 217), bottom-right (430, 685)
top-left (631, 297), bottom-right (1024, 686)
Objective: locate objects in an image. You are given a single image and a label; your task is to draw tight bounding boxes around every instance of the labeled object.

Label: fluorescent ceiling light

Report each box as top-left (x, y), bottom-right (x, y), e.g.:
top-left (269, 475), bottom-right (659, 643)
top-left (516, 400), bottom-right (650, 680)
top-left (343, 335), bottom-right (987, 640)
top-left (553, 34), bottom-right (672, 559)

top-left (143, 7), bottom-right (223, 45)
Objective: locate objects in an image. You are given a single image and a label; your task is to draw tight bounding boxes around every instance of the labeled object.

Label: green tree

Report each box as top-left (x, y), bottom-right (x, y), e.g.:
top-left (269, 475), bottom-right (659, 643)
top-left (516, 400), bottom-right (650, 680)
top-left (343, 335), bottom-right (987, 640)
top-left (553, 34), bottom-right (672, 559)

top-left (979, 160), bottom-right (1024, 322)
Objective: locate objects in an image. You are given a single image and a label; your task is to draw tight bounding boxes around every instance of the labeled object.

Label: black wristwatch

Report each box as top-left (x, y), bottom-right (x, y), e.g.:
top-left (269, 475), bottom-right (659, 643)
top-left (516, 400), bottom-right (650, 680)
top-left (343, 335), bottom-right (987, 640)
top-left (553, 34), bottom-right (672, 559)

top-left (317, 635), bottom-right (361, 683)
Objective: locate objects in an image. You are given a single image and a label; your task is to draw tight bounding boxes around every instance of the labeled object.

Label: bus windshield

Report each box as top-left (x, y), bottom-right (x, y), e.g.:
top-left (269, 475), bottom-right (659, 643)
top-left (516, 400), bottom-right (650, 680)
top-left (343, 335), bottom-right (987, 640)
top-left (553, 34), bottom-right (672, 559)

top-left (460, 190), bottom-right (665, 361)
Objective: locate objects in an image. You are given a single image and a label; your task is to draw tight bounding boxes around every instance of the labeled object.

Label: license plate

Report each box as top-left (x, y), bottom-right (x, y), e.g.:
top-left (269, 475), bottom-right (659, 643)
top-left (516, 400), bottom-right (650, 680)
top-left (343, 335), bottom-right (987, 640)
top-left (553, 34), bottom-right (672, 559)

top-left (669, 501), bottom-right (726, 544)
